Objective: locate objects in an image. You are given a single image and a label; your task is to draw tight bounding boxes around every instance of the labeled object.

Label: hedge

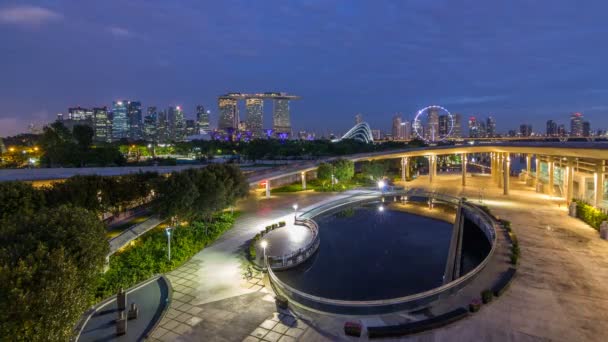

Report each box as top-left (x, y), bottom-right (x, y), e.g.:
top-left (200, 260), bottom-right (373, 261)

top-left (574, 200), bottom-right (608, 230)
top-left (96, 212), bottom-right (236, 300)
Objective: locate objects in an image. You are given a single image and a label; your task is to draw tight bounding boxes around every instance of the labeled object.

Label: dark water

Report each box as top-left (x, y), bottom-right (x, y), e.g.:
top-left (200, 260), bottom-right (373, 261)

top-left (275, 202), bottom-right (453, 301)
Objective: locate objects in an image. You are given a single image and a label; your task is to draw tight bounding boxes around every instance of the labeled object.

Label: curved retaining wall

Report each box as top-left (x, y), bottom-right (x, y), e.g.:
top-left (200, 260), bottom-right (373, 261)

top-left (266, 218), bottom-right (320, 271)
top-left (268, 190), bottom-right (498, 314)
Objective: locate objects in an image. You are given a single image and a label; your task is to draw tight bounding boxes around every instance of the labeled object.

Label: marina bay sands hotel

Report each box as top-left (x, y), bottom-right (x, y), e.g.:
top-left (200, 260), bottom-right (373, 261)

top-left (218, 92), bottom-right (300, 137)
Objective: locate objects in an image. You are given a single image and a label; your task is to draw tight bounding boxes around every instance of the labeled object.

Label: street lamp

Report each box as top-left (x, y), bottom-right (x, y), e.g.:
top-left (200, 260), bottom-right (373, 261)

top-left (292, 203), bottom-right (298, 220)
top-left (377, 180), bottom-right (385, 193)
top-left (165, 227), bottom-right (173, 261)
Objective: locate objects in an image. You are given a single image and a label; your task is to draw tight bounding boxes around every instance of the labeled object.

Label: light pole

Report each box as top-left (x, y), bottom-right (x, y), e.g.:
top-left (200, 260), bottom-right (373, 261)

top-left (260, 240), bottom-right (268, 270)
top-left (292, 203), bottom-right (298, 220)
top-left (165, 227), bottom-right (173, 261)
top-left (377, 180), bottom-right (385, 193)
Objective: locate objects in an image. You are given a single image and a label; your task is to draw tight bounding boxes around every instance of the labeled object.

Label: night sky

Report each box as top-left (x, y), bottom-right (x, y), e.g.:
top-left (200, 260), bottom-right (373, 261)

top-left (1, 1), bottom-right (608, 137)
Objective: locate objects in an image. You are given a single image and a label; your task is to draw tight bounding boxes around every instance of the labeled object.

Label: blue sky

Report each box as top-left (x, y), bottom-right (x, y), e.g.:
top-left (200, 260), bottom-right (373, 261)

top-left (1, 0), bottom-right (607, 136)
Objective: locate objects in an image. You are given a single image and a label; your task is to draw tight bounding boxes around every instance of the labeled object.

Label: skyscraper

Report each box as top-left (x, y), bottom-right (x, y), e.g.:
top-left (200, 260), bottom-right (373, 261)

top-left (127, 101), bottom-right (142, 140)
top-left (438, 115), bottom-right (451, 137)
top-left (546, 120), bottom-right (557, 136)
top-left (93, 107), bottom-right (110, 142)
top-left (143, 107), bottom-right (158, 142)
top-left (557, 124), bottom-right (566, 136)
top-left (68, 107), bottom-right (93, 121)
top-left (186, 119), bottom-right (196, 136)
top-left (402, 120), bottom-right (412, 140)
top-left (112, 101), bottom-right (129, 141)
top-left (486, 116), bottom-right (496, 137)
top-left (168, 106), bottom-right (186, 141)
top-left (519, 124), bottom-right (532, 137)
top-left (218, 97), bottom-right (239, 131)
top-left (392, 115), bottom-right (403, 140)
top-left (570, 112), bottom-right (583, 136)
top-left (468, 117), bottom-right (479, 138)
top-left (583, 121), bottom-right (591, 137)
top-left (196, 105), bottom-right (210, 134)
top-left (246, 98), bottom-right (264, 137)
top-left (157, 110), bottom-right (169, 143)
top-left (426, 107), bottom-right (439, 142)
top-left (452, 114), bottom-right (462, 138)
top-left (273, 99), bottom-right (291, 135)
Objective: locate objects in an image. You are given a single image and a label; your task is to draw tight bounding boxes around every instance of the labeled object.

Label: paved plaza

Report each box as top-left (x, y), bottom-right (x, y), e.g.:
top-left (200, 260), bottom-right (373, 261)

top-left (148, 175), bottom-right (608, 341)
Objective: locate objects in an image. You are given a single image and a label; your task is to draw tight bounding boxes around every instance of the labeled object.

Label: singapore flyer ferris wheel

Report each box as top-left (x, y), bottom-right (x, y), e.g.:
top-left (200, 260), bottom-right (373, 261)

top-left (412, 105), bottom-right (454, 143)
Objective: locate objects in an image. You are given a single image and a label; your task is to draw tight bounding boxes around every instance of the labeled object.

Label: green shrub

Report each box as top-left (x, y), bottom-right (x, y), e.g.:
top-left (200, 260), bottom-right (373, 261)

top-left (279, 221), bottom-right (286, 227)
top-left (481, 289), bottom-right (493, 304)
top-left (265, 225), bottom-right (272, 232)
top-left (469, 299), bottom-right (482, 312)
top-left (272, 223), bottom-right (279, 229)
top-left (575, 200), bottom-right (608, 230)
top-left (96, 212), bottom-right (236, 300)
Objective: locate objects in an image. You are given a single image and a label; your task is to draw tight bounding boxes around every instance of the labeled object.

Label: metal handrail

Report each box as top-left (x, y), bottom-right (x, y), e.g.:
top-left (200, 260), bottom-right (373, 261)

top-left (267, 189), bottom-right (498, 310)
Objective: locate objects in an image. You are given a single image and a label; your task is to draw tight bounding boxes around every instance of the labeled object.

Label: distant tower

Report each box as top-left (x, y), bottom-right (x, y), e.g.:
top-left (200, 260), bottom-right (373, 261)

top-left (112, 101), bottom-right (129, 141)
top-left (468, 116), bottom-right (478, 138)
top-left (452, 114), bottom-right (462, 138)
top-left (486, 116), bottom-right (496, 137)
top-left (570, 112), bottom-right (583, 136)
top-left (218, 97), bottom-right (239, 131)
top-left (246, 98), bottom-right (264, 137)
top-left (93, 107), bottom-right (110, 142)
top-left (427, 107), bottom-right (439, 142)
top-left (355, 113), bottom-right (363, 125)
top-left (168, 106), bottom-right (186, 141)
top-left (127, 101), bottom-right (142, 140)
top-left (546, 120), bottom-right (557, 137)
top-left (143, 107), bottom-right (158, 142)
top-left (402, 120), bottom-right (412, 140)
top-left (196, 105), bottom-right (210, 134)
top-left (392, 115), bottom-right (403, 140)
top-left (273, 98), bottom-right (291, 136)
top-left (582, 121), bottom-right (591, 137)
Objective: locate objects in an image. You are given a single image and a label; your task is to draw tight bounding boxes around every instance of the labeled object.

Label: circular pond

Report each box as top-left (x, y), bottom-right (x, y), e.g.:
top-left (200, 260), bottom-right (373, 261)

top-left (275, 199), bottom-right (456, 301)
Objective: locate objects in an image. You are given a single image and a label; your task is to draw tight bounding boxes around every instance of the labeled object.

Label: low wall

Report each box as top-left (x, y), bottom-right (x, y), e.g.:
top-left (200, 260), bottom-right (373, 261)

top-left (268, 190), bottom-right (498, 314)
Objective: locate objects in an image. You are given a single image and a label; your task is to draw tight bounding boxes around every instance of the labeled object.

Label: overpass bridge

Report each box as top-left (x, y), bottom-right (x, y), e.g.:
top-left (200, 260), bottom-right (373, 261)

top-left (1, 142), bottom-right (607, 208)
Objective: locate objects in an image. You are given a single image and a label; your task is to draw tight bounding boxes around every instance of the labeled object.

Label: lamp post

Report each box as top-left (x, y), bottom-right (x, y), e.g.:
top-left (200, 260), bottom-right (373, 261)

top-left (377, 180), bottom-right (386, 193)
top-left (292, 203), bottom-right (298, 220)
top-left (260, 240), bottom-right (268, 270)
top-left (165, 227), bottom-right (173, 261)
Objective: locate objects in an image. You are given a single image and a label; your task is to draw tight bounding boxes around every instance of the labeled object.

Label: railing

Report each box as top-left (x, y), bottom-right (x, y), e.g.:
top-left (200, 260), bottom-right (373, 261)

top-left (265, 218), bottom-right (321, 270)
top-left (267, 189), bottom-right (498, 314)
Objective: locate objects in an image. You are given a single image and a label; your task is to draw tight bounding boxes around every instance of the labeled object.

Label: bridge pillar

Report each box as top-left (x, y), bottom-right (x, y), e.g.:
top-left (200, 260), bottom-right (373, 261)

top-left (595, 160), bottom-right (605, 208)
top-left (497, 153), bottom-right (503, 188)
top-left (547, 159), bottom-right (554, 196)
top-left (429, 155), bottom-right (437, 183)
top-left (534, 156), bottom-right (540, 188)
top-left (301, 172), bottom-right (307, 190)
top-left (491, 153), bottom-right (497, 184)
top-left (525, 154), bottom-right (532, 182)
top-left (566, 158), bottom-right (574, 203)
top-left (503, 153), bottom-right (510, 195)
top-left (461, 153), bottom-right (467, 187)
top-left (401, 157), bottom-right (409, 182)
top-left (265, 180), bottom-right (270, 198)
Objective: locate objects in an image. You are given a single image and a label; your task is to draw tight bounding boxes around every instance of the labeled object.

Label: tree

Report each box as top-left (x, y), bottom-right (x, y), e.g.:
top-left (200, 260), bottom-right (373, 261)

top-left (332, 159), bottom-right (354, 182)
top-left (0, 182), bottom-right (45, 220)
top-left (154, 171), bottom-right (199, 221)
top-left (317, 162), bottom-right (333, 181)
top-left (362, 160), bottom-right (388, 180)
top-left (0, 206), bottom-right (108, 341)
top-left (72, 125), bottom-right (94, 150)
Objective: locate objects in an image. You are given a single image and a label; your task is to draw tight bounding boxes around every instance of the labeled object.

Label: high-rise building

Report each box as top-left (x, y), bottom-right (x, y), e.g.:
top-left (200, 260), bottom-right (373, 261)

top-left (546, 120), bottom-right (558, 136)
top-left (468, 117), bottom-right (479, 138)
top-left (246, 98), bottom-right (264, 137)
top-left (127, 101), bottom-right (142, 140)
top-left (68, 107), bottom-right (93, 121)
top-left (218, 97), bottom-right (239, 131)
top-left (168, 106), bottom-right (186, 141)
top-left (478, 120), bottom-right (487, 138)
top-left (371, 129), bottom-right (381, 140)
top-left (186, 119), bottom-right (196, 137)
top-left (402, 120), bottom-right (412, 140)
top-left (355, 113), bottom-right (363, 125)
top-left (57, 113), bottom-right (64, 121)
top-left (112, 101), bottom-right (129, 141)
top-left (143, 107), bottom-right (158, 142)
top-left (438, 115), bottom-right (452, 137)
top-left (519, 124), bottom-right (532, 137)
top-left (392, 115), bottom-right (403, 140)
top-left (157, 110), bottom-right (169, 143)
top-left (196, 105), bottom-right (210, 134)
top-left (557, 124), bottom-right (566, 136)
top-left (486, 116), bottom-right (496, 137)
top-left (452, 114), bottom-right (462, 138)
top-left (426, 107), bottom-right (439, 142)
top-left (583, 121), bottom-right (591, 137)
top-left (570, 112), bottom-right (583, 136)
top-left (93, 107), bottom-right (110, 142)
top-left (273, 99), bottom-right (291, 135)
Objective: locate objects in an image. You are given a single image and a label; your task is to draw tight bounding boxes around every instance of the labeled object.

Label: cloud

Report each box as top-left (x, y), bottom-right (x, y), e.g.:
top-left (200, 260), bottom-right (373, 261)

top-left (442, 95), bottom-right (507, 105)
top-left (108, 26), bottom-right (135, 39)
top-left (0, 6), bottom-right (62, 27)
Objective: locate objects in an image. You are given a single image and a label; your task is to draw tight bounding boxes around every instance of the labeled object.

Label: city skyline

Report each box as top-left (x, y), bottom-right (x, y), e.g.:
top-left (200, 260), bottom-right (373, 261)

top-left (2, 1), bottom-right (608, 136)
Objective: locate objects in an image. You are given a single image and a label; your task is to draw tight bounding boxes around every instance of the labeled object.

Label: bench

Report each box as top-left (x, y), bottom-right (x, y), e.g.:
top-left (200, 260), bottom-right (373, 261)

top-left (492, 267), bottom-right (516, 297)
top-left (367, 307), bottom-right (469, 338)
